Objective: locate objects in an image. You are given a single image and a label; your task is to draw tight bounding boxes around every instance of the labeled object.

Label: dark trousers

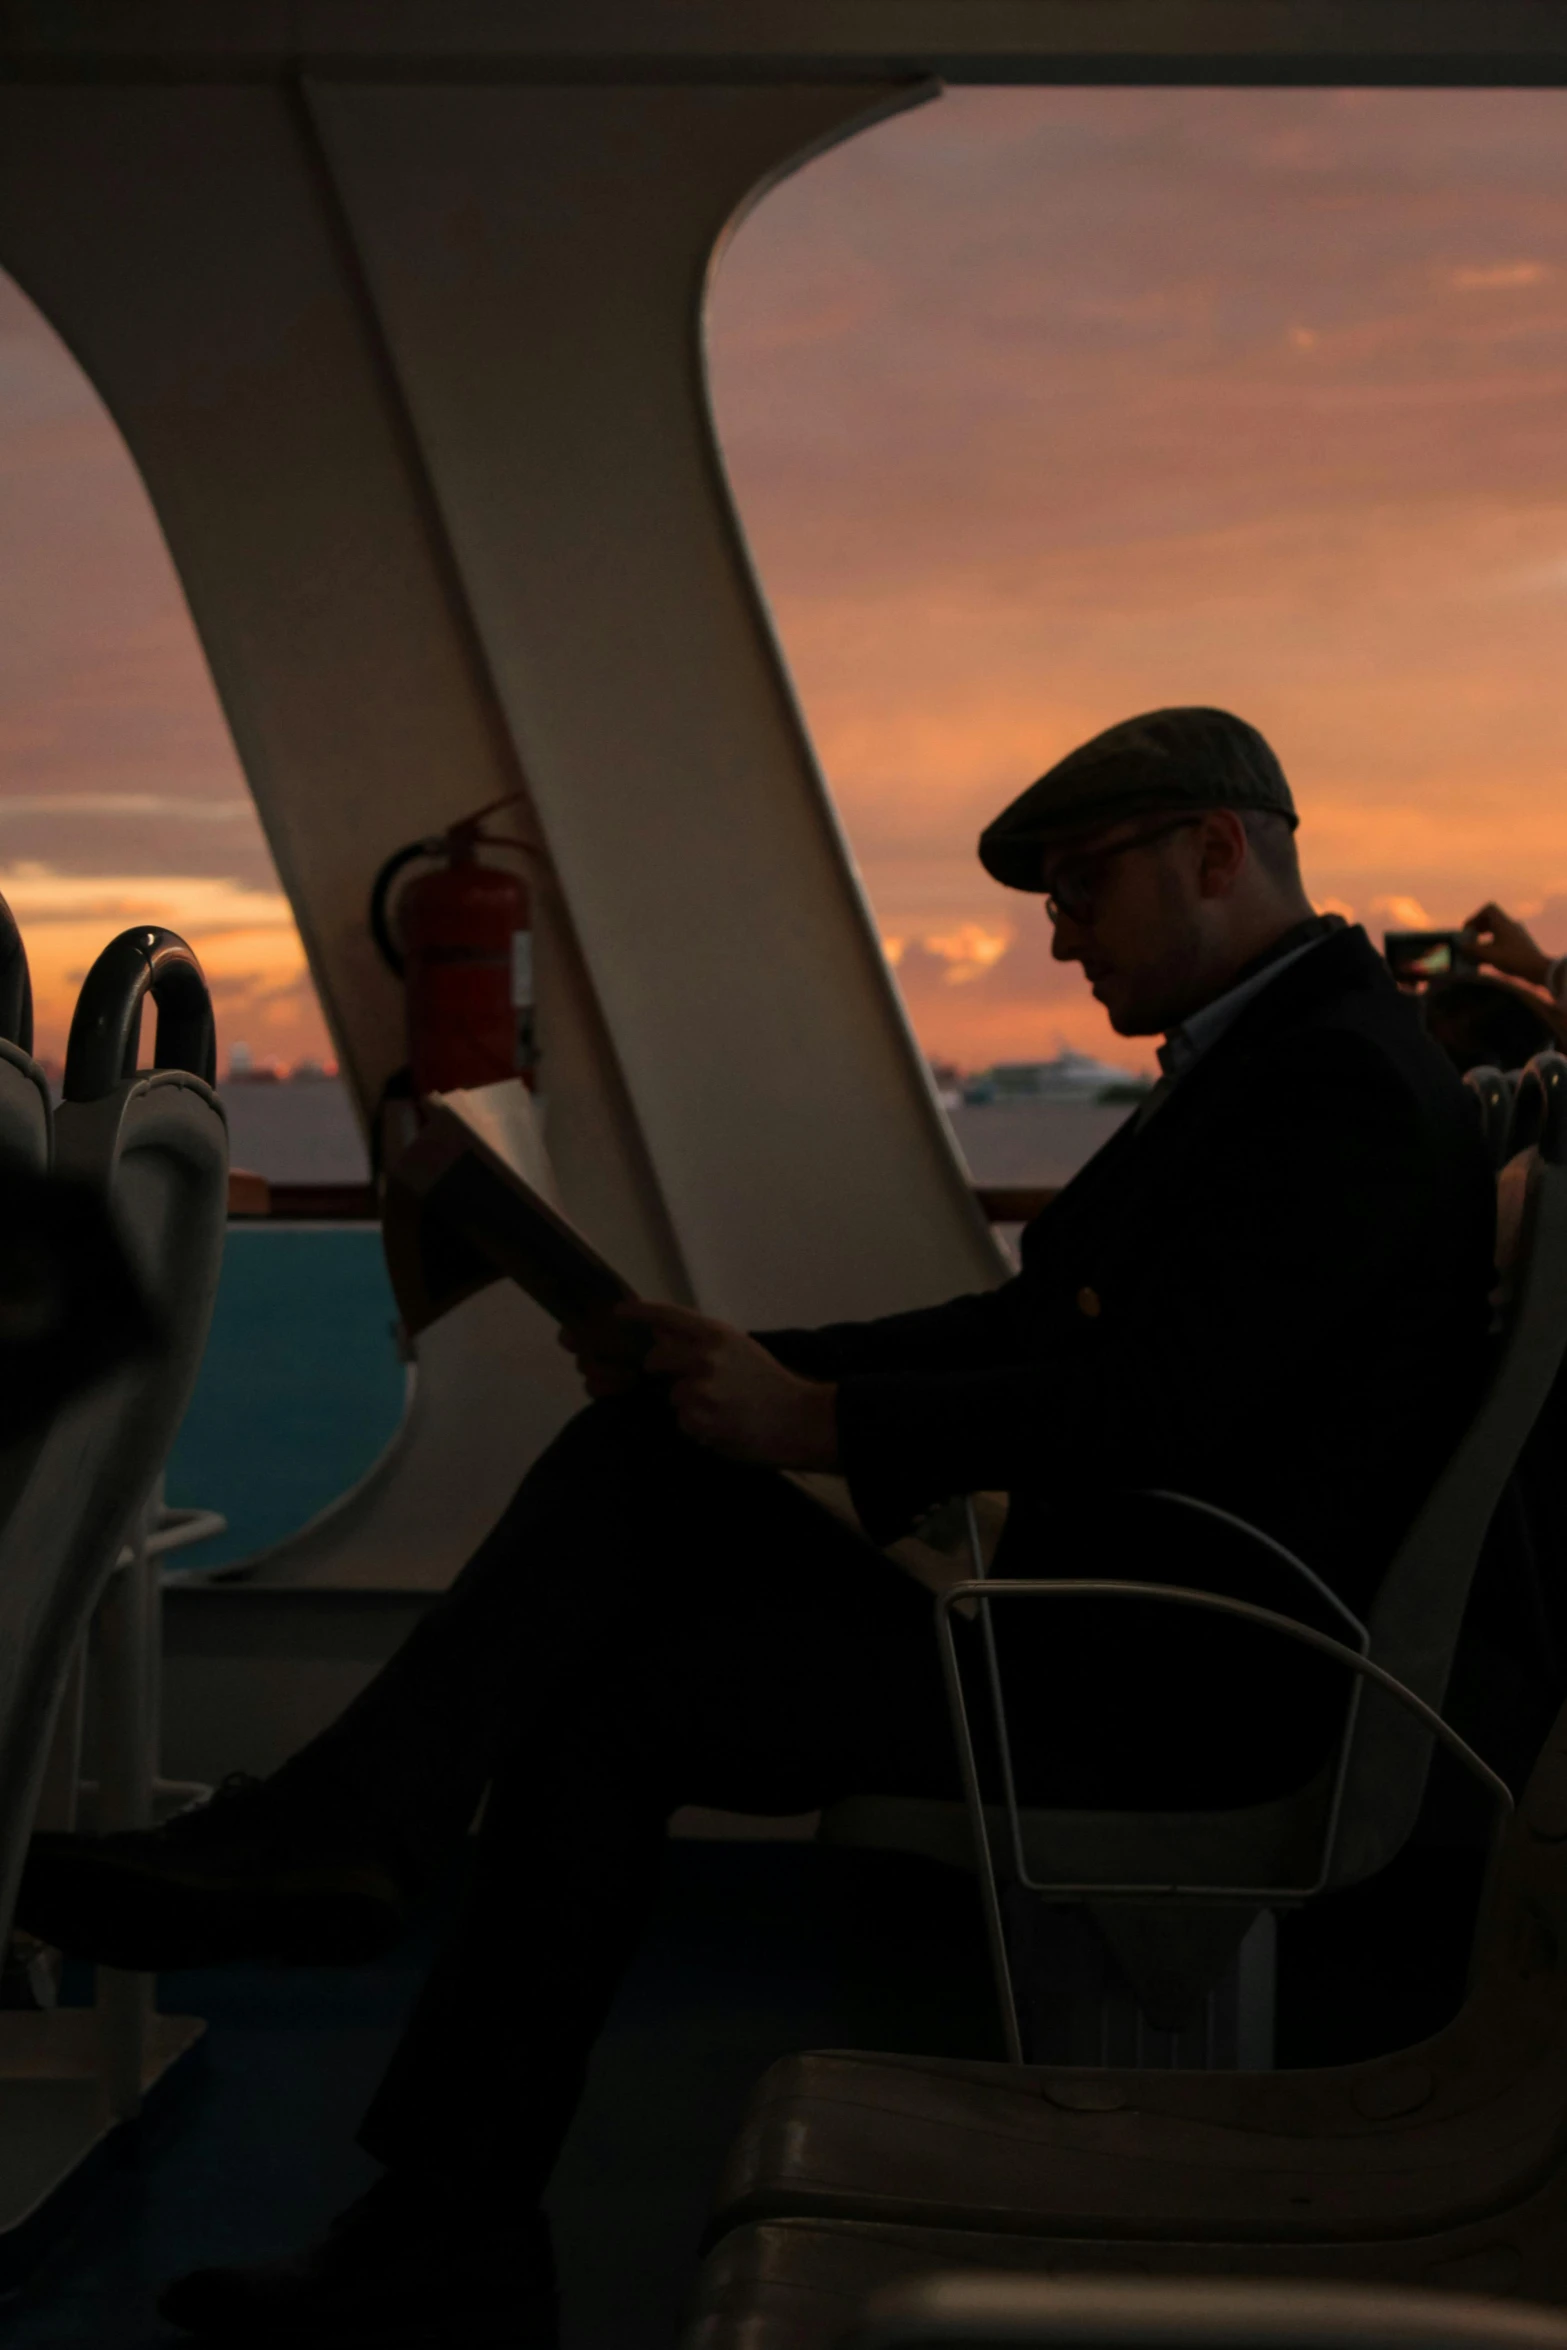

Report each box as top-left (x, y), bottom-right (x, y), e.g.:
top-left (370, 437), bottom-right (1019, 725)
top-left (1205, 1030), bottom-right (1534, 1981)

top-left (266, 1395), bottom-right (1345, 2205)
top-left (267, 1395), bottom-right (968, 2205)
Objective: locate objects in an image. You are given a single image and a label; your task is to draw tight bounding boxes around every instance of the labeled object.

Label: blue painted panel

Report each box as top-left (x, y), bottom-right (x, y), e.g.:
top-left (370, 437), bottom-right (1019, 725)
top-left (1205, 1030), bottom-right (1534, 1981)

top-left (163, 1228), bottom-right (407, 1570)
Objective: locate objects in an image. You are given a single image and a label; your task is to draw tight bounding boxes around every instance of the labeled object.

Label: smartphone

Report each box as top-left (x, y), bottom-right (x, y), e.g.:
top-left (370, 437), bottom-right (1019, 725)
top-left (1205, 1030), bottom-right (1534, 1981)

top-left (1383, 930), bottom-right (1477, 987)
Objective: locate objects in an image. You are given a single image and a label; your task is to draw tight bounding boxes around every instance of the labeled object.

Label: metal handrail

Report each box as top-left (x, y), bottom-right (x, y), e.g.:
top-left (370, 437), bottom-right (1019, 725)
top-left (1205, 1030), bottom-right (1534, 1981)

top-left (218, 1178), bottom-right (1059, 1226)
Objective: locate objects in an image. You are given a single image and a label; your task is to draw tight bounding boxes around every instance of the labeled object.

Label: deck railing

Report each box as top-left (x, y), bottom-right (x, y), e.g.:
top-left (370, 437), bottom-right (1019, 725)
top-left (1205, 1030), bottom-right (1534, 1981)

top-left (225, 1174), bottom-right (1056, 1226)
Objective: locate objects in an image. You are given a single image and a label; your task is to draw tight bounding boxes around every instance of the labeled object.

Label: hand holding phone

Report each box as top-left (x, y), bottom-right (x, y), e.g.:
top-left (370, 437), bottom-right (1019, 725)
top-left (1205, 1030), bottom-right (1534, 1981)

top-left (1384, 930), bottom-right (1477, 988)
top-left (1461, 904), bottom-right (1553, 989)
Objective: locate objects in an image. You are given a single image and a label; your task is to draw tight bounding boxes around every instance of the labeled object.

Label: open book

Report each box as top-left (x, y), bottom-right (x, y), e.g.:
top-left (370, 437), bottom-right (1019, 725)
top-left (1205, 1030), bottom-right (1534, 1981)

top-left (382, 1083), bottom-right (635, 1338)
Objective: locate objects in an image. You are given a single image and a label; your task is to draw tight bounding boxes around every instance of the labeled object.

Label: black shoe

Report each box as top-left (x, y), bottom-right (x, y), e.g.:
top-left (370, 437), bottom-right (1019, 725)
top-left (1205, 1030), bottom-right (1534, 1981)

top-left (157, 2179), bottom-right (557, 2346)
top-left (16, 1775), bottom-right (411, 1970)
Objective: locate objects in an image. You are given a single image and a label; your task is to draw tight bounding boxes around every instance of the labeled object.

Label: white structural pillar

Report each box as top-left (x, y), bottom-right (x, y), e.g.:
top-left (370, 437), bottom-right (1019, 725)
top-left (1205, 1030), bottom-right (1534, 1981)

top-left (306, 80), bottom-right (998, 1324)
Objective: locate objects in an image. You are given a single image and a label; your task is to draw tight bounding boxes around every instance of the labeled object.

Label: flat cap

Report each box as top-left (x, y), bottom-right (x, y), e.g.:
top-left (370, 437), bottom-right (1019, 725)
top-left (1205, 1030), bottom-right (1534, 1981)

top-left (979, 706), bottom-right (1297, 892)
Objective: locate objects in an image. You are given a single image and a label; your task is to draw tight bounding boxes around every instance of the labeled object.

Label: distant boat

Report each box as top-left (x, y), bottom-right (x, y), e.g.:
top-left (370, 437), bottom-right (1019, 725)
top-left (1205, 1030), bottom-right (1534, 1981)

top-left (961, 1051), bottom-right (1148, 1106)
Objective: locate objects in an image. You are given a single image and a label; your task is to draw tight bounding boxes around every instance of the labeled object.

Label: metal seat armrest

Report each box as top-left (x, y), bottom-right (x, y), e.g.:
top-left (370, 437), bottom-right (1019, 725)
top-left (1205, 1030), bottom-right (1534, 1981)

top-left (938, 1578), bottom-right (1512, 2065)
top-left (1135, 1489), bottom-right (1369, 1646)
top-left (958, 1491), bottom-right (1374, 1909)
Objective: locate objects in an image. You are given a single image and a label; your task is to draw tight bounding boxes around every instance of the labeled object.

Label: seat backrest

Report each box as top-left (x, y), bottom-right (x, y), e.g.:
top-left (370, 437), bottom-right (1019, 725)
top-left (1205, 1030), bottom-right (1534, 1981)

top-left (0, 927), bottom-right (225, 1950)
top-left (1331, 1052), bottom-right (1567, 1885)
top-left (847, 2275), bottom-right (1567, 2350)
top-left (0, 898), bottom-right (53, 1537)
top-left (0, 1040), bottom-right (51, 1179)
top-left (1462, 1062), bottom-right (1518, 1173)
top-left (0, 890), bottom-right (50, 1180)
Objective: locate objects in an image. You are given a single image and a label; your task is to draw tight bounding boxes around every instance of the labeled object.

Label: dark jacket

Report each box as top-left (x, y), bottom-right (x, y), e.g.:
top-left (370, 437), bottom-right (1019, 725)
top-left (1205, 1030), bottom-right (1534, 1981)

top-left (764, 928), bottom-right (1496, 1799)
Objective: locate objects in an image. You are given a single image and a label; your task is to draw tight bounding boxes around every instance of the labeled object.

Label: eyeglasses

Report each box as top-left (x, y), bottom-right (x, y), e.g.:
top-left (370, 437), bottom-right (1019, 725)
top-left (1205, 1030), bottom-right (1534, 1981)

top-left (1043, 815), bottom-right (1203, 927)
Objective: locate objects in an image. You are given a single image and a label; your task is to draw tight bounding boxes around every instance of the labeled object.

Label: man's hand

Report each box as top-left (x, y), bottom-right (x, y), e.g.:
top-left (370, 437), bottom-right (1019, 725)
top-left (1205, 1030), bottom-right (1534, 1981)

top-left (557, 1307), bottom-right (647, 1400)
top-left (1463, 902), bottom-right (1552, 989)
top-left (617, 1302), bottom-right (840, 1469)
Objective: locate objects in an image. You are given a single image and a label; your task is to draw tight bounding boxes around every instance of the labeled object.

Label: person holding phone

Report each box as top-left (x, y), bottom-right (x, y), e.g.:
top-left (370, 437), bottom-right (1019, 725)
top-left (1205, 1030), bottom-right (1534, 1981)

top-left (1463, 902), bottom-right (1567, 1004)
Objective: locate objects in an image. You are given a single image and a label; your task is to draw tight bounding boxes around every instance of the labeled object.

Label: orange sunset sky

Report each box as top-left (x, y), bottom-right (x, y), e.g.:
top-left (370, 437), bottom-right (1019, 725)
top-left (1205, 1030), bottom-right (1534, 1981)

top-left (5, 86), bottom-right (1567, 1077)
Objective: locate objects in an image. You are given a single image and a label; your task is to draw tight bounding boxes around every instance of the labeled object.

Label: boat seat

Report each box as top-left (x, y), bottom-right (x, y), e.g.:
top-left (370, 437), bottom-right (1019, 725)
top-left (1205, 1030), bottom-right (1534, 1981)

top-left (0, 894), bottom-right (53, 1541)
top-left (701, 1062), bottom-right (1567, 2293)
top-left (705, 1678), bottom-right (1567, 2255)
top-left (685, 2219), bottom-right (1567, 2350)
top-left (690, 1715), bottom-right (1567, 2348)
top-left (0, 928), bottom-right (226, 2262)
top-left (815, 1053), bottom-right (1567, 2054)
top-left (844, 2275), bottom-right (1567, 2350)
top-left (1465, 1065), bottom-right (1518, 1171)
top-left (0, 887), bottom-right (48, 1180)
top-left (22, 929), bottom-right (228, 1857)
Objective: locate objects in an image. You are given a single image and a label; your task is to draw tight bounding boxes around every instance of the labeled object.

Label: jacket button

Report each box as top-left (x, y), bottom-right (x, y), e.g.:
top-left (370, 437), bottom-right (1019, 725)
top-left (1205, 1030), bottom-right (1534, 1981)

top-left (1076, 1286), bottom-right (1102, 1319)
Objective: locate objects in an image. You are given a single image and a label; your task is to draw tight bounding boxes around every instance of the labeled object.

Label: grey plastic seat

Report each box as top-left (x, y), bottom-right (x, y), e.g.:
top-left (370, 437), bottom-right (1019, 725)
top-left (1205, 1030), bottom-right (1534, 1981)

top-left (704, 1681), bottom-right (1567, 2244)
top-left (689, 2221), bottom-right (1567, 2350)
top-left (1464, 1064), bottom-right (1518, 1171)
top-left (688, 1692), bottom-right (1567, 2346)
top-left (687, 2246), bottom-right (1567, 2350)
top-left (817, 1053), bottom-right (1567, 2057)
top-left (845, 2277), bottom-right (1567, 2350)
top-left (0, 895), bottom-right (54, 1555)
top-left (0, 889), bottom-right (51, 1179)
top-left (0, 927), bottom-right (227, 2259)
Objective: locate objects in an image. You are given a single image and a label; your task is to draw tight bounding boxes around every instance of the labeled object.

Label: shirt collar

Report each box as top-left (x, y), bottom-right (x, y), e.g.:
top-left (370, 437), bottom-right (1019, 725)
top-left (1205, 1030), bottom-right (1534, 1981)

top-left (1157, 915), bottom-right (1344, 1083)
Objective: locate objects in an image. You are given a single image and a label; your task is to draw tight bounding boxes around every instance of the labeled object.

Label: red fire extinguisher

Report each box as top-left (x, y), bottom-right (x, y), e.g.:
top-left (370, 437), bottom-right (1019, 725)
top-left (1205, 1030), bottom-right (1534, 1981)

top-left (369, 797), bottom-right (537, 1098)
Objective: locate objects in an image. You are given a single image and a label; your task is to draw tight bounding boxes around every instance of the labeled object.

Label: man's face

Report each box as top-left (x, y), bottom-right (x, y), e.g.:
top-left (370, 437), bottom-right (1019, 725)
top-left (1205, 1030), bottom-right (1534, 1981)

top-left (1041, 813), bottom-right (1216, 1035)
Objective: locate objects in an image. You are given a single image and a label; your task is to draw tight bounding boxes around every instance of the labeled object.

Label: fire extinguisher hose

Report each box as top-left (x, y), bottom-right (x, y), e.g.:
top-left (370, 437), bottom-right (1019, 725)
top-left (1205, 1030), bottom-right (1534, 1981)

top-left (369, 839), bottom-right (442, 979)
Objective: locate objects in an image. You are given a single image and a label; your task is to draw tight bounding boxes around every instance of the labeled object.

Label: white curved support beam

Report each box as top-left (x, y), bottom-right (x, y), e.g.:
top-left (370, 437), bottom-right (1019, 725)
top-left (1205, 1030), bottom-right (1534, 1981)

top-left (306, 78), bottom-right (998, 1322)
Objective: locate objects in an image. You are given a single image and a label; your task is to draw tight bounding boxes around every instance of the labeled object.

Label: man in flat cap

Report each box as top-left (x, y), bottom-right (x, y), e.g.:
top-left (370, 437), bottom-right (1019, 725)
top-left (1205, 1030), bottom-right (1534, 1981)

top-left (23, 709), bottom-right (1497, 2341)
